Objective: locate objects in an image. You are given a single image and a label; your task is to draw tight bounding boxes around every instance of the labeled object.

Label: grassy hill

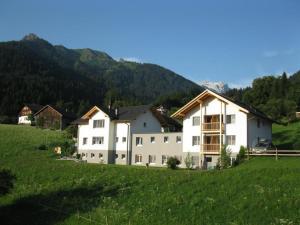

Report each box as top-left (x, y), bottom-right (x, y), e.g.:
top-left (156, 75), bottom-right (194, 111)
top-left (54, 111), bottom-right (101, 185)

top-left (273, 120), bottom-right (300, 149)
top-left (1, 125), bottom-right (300, 225)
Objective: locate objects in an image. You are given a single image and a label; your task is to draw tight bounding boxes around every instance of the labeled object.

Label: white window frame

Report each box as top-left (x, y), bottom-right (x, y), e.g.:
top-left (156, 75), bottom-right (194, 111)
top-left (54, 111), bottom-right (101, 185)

top-left (122, 137), bottom-right (126, 143)
top-left (164, 136), bottom-right (169, 143)
top-left (149, 155), bottom-right (156, 164)
top-left (162, 155), bottom-right (168, 165)
top-left (136, 137), bottom-right (143, 146)
top-left (93, 119), bottom-right (105, 128)
top-left (83, 137), bottom-right (88, 145)
top-left (192, 116), bottom-right (200, 126)
top-left (176, 136), bottom-right (182, 143)
top-left (226, 135), bottom-right (236, 145)
top-left (135, 154), bottom-right (142, 163)
top-left (92, 136), bottom-right (104, 145)
top-left (192, 136), bottom-right (200, 146)
top-left (226, 115), bottom-right (235, 124)
top-left (150, 136), bottom-right (155, 143)
top-left (115, 137), bottom-right (119, 143)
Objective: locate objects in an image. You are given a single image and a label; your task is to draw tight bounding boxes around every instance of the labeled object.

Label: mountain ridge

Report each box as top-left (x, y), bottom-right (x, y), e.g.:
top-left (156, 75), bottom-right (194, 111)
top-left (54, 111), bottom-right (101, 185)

top-left (0, 34), bottom-right (202, 121)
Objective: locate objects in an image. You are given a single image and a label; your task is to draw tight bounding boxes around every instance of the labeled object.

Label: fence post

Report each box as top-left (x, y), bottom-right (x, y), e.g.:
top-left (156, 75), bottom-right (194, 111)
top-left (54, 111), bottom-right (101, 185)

top-left (275, 147), bottom-right (278, 160)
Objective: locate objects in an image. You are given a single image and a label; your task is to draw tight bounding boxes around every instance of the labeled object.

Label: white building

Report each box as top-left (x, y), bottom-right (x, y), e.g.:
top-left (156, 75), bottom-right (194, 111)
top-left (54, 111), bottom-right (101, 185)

top-left (75, 89), bottom-right (273, 169)
top-left (75, 105), bottom-right (182, 164)
top-left (170, 89), bottom-right (273, 168)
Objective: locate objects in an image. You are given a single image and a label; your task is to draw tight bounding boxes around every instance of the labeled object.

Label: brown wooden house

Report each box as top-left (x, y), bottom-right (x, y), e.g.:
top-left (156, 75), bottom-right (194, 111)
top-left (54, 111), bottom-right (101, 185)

top-left (34, 105), bottom-right (76, 130)
top-left (18, 104), bottom-right (43, 125)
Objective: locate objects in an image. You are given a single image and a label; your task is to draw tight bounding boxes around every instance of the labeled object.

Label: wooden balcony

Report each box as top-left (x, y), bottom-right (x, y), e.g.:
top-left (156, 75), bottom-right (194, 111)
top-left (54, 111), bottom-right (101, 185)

top-left (202, 122), bottom-right (224, 132)
top-left (202, 144), bottom-right (220, 153)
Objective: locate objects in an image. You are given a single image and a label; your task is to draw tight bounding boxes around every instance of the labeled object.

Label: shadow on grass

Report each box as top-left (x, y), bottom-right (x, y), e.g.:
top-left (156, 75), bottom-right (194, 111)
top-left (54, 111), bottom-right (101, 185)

top-left (0, 183), bottom-right (125, 225)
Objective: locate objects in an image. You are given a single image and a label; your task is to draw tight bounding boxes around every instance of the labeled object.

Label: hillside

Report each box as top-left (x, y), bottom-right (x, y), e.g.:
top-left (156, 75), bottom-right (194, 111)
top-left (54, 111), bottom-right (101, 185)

top-left (1, 125), bottom-right (300, 225)
top-left (0, 34), bottom-right (202, 121)
top-left (273, 120), bottom-right (300, 149)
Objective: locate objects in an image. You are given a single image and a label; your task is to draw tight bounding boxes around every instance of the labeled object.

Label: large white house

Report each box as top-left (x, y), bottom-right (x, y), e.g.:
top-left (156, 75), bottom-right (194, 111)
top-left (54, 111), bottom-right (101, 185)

top-left (75, 89), bottom-right (273, 169)
top-left (75, 105), bottom-right (181, 164)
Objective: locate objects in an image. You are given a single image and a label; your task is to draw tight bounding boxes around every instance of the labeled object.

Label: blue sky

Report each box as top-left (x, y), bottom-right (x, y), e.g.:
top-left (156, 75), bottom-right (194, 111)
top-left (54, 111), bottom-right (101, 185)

top-left (1, 0), bottom-right (300, 87)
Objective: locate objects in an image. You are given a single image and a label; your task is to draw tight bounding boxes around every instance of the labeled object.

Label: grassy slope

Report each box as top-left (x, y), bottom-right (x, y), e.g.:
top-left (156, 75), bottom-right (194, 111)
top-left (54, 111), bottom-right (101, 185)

top-left (272, 120), bottom-right (300, 149)
top-left (1, 125), bottom-right (300, 225)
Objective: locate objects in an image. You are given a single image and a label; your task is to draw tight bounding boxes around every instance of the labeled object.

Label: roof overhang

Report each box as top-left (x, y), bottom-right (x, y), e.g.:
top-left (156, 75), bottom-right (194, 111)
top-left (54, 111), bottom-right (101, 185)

top-left (34, 105), bottom-right (62, 116)
top-left (171, 89), bottom-right (249, 119)
top-left (81, 106), bottom-right (110, 119)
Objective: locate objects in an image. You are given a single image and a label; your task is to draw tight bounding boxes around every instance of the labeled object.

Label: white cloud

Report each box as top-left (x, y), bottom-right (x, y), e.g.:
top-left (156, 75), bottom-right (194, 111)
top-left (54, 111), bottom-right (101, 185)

top-left (262, 50), bottom-right (279, 58)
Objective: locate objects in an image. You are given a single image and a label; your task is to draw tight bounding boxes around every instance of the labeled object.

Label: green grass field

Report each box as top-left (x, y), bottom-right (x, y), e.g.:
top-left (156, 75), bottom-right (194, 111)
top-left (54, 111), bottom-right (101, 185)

top-left (1, 125), bottom-right (300, 225)
top-left (273, 120), bottom-right (300, 149)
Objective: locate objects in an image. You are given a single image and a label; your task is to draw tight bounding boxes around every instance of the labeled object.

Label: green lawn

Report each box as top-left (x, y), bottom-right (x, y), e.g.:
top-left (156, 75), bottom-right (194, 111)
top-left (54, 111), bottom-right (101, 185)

top-left (273, 120), bottom-right (300, 149)
top-left (1, 125), bottom-right (300, 225)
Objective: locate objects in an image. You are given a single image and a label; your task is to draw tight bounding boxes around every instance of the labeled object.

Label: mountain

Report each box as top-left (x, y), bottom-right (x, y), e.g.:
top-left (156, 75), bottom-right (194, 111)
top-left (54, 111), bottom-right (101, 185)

top-left (200, 81), bottom-right (229, 93)
top-left (0, 34), bottom-right (202, 122)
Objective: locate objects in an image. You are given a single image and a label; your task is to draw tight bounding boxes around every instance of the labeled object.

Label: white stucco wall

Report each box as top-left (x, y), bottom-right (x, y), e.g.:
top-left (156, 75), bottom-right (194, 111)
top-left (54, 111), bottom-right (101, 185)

top-left (247, 115), bottom-right (272, 148)
top-left (18, 116), bottom-right (31, 124)
top-left (131, 110), bottom-right (162, 134)
top-left (78, 110), bottom-right (112, 151)
top-left (182, 96), bottom-right (248, 154)
top-left (114, 123), bottom-right (129, 151)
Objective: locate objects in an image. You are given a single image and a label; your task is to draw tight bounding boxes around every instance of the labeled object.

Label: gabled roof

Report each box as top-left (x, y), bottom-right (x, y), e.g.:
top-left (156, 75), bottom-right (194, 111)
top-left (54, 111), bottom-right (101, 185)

top-left (34, 105), bottom-right (76, 119)
top-left (171, 89), bottom-right (274, 122)
top-left (76, 104), bottom-right (182, 129)
top-left (21, 103), bottom-right (43, 113)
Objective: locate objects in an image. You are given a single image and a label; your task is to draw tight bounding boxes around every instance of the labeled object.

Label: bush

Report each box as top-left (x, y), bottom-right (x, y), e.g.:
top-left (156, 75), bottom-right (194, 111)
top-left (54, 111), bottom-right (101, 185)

top-left (167, 157), bottom-right (180, 170)
top-left (0, 169), bottom-right (16, 196)
top-left (216, 145), bottom-right (231, 169)
top-left (234, 146), bottom-right (247, 166)
top-left (60, 141), bottom-right (76, 157)
top-left (184, 153), bottom-right (193, 169)
top-left (37, 144), bottom-right (47, 150)
top-left (65, 125), bottom-right (78, 138)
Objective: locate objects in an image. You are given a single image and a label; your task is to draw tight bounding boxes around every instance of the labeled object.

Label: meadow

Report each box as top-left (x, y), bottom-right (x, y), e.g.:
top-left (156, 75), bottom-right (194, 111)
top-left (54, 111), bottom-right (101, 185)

top-left (1, 124), bottom-right (300, 225)
top-left (273, 120), bottom-right (300, 149)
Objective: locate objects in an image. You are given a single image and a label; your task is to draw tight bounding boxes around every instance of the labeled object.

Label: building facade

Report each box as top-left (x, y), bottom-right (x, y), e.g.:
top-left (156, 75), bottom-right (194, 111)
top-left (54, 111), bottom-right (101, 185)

top-left (18, 104), bottom-right (43, 125)
top-left (76, 89), bottom-right (273, 169)
top-left (76, 105), bottom-right (182, 164)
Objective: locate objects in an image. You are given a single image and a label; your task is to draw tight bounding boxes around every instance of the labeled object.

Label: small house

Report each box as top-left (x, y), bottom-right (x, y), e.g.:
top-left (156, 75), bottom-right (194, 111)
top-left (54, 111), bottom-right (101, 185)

top-left (34, 105), bottom-right (76, 130)
top-left (18, 104), bottom-right (43, 125)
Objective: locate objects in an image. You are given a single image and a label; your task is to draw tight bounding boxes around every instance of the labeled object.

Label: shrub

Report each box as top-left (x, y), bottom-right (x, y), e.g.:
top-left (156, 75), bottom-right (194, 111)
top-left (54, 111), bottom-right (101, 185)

top-left (234, 146), bottom-right (247, 166)
top-left (167, 156), bottom-right (180, 170)
top-left (37, 144), bottom-right (47, 150)
top-left (60, 141), bottom-right (76, 157)
top-left (184, 153), bottom-right (193, 169)
top-left (64, 125), bottom-right (78, 138)
top-left (0, 169), bottom-right (16, 196)
top-left (216, 145), bottom-right (231, 169)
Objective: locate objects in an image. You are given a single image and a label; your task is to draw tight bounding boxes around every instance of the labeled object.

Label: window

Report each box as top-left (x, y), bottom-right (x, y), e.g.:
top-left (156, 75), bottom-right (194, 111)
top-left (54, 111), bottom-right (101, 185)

top-left (164, 136), bottom-right (169, 143)
top-left (82, 153), bottom-right (86, 157)
top-left (226, 115), bottom-right (235, 124)
top-left (83, 138), bottom-right (87, 145)
top-left (176, 136), bottom-right (182, 143)
top-left (91, 153), bottom-right (95, 158)
top-left (135, 154), bottom-right (142, 163)
top-left (257, 119), bottom-right (261, 128)
top-left (192, 116), bottom-right (200, 126)
top-left (136, 137), bottom-right (143, 146)
top-left (115, 137), bottom-right (119, 143)
top-left (150, 136), bottom-right (155, 143)
top-left (192, 136), bottom-right (200, 146)
top-left (99, 153), bottom-right (103, 159)
top-left (162, 155), bottom-right (168, 165)
top-left (122, 137), bottom-right (126, 143)
top-left (191, 156), bottom-right (199, 166)
top-left (92, 137), bottom-right (104, 145)
top-left (93, 119), bottom-right (105, 128)
top-left (121, 154), bottom-right (126, 160)
top-left (143, 122), bottom-right (147, 127)
top-left (205, 157), bottom-right (212, 162)
top-left (226, 135), bottom-right (236, 145)
top-left (149, 155), bottom-right (156, 164)
top-left (115, 154), bottom-right (118, 159)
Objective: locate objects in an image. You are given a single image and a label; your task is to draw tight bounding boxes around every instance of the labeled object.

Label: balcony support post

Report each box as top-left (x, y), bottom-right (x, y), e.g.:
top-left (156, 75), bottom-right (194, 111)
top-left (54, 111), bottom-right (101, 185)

top-left (219, 101), bottom-right (222, 153)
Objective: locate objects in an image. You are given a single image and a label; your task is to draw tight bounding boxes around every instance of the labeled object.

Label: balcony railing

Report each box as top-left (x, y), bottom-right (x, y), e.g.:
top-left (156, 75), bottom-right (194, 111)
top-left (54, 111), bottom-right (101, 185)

top-left (202, 122), bottom-right (224, 131)
top-left (202, 144), bottom-right (220, 153)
